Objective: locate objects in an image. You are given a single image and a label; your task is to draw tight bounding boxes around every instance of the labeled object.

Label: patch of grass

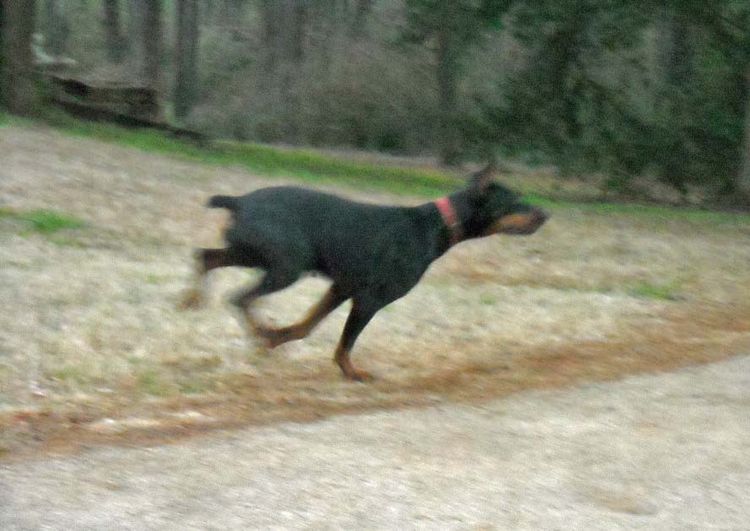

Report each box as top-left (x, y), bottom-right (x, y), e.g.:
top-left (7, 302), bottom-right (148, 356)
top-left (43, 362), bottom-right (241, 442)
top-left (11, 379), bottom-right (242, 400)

top-left (628, 280), bottom-right (683, 301)
top-left (146, 274), bottom-right (166, 285)
top-left (45, 234), bottom-right (89, 248)
top-left (49, 365), bottom-right (91, 386)
top-left (27, 114), bottom-right (750, 222)
top-left (0, 208), bottom-right (86, 234)
top-left (218, 142), bottom-right (457, 196)
top-left (177, 377), bottom-right (214, 395)
top-left (24, 210), bottom-right (86, 233)
top-left (479, 293), bottom-right (498, 305)
top-left (40, 112), bottom-right (460, 197)
top-left (531, 196), bottom-right (750, 226)
top-left (136, 369), bottom-right (173, 397)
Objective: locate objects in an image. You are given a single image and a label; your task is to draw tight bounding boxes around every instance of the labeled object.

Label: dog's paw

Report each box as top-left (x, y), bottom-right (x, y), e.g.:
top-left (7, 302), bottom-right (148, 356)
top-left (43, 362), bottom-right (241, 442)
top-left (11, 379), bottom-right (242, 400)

top-left (344, 368), bottom-right (375, 383)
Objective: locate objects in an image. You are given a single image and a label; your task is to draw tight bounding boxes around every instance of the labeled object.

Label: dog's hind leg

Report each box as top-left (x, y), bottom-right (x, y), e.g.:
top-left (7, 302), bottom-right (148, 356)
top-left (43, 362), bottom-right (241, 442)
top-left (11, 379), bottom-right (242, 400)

top-left (230, 267), bottom-right (300, 338)
top-left (179, 248), bottom-right (241, 310)
top-left (256, 285), bottom-right (348, 348)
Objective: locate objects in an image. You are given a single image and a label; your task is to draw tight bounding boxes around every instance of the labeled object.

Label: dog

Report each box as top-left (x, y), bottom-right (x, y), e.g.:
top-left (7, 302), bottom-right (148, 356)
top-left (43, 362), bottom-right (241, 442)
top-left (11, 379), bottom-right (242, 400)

top-left (181, 164), bottom-right (548, 381)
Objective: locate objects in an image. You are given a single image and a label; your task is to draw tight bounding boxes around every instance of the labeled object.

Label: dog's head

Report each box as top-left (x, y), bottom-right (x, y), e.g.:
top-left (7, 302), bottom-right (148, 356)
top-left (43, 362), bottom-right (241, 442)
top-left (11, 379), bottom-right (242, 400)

top-left (460, 164), bottom-right (548, 237)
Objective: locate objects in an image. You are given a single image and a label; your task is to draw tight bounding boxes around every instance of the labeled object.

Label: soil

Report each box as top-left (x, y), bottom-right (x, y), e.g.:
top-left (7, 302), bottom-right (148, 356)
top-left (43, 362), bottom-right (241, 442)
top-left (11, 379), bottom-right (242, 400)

top-left (1, 124), bottom-right (750, 527)
top-left (2, 356), bottom-right (749, 529)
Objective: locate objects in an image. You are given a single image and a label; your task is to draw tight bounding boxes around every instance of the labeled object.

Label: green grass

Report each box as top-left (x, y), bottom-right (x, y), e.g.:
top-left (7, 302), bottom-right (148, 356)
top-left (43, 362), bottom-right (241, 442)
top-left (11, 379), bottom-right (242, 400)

top-left (40, 111), bottom-right (460, 197)
top-left (136, 369), bottom-right (173, 397)
top-left (628, 280), bottom-right (684, 301)
top-left (49, 365), bottom-right (91, 386)
top-left (13, 113), bottom-right (750, 223)
top-left (479, 293), bottom-right (498, 305)
top-left (571, 200), bottom-right (750, 224)
top-left (0, 208), bottom-right (87, 234)
top-left (219, 142), bottom-right (459, 196)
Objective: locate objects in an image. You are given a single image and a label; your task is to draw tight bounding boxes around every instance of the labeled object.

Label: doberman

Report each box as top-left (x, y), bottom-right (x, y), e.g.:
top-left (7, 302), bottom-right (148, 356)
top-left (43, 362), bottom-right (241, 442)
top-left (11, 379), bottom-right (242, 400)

top-left (181, 164), bottom-right (548, 381)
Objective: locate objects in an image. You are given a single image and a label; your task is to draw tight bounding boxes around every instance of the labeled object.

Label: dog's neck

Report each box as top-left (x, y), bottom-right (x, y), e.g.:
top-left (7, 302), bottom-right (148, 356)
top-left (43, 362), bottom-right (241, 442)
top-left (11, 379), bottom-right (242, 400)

top-left (434, 197), bottom-right (462, 247)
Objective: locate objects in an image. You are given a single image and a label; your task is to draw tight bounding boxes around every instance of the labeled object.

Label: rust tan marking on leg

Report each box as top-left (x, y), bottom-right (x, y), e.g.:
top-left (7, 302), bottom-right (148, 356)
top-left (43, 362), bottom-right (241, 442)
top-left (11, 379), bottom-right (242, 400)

top-left (257, 286), bottom-right (346, 348)
top-left (334, 343), bottom-right (373, 382)
top-left (178, 250), bottom-right (211, 310)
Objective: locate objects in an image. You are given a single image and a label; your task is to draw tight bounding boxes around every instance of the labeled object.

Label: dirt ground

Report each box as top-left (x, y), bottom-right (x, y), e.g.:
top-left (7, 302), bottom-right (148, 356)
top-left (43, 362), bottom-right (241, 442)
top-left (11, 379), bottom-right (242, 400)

top-left (1, 123), bottom-right (750, 464)
top-left (2, 355), bottom-right (749, 529)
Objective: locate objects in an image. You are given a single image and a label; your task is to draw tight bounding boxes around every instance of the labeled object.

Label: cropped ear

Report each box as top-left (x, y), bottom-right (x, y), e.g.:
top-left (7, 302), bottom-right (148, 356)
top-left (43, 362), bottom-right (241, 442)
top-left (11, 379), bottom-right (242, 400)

top-left (468, 162), bottom-right (496, 195)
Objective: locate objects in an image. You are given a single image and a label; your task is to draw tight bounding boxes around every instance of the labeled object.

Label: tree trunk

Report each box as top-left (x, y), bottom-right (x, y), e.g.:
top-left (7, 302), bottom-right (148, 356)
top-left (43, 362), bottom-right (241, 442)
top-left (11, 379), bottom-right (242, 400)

top-left (260, 0), bottom-right (278, 73)
top-left (1, 0), bottom-right (37, 116)
top-left (261, 0), bottom-right (306, 74)
top-left (141, 0), bottom-right (162, 90)
top-left (126, 0), bottom-right (140, 50)
top-left (436, 26), bottom-right (461, 166)
top-left (0, 2), bottom-right (4, 104)
top-left (220, 0), bottom-right (243, 24)
top-left (103, 0), bottom-right (126, 63)
top-left (128, 0), bottom-right (162, 89)
top-left (657, 9), bottom-right (692, 88)
top-left (655, 8), bottom-right (693, 194)
top-left (282, 0), bottom-right (306, 142)
top-left (126, 0), bottom-right (144, 77)
top-left (739, 65), bottom-right (750, 199)
top-left (44, 0), bottom-right (67, 56)
top-left (174, 0), bottom-right (199, 120)
top-left (350, 0), bottom-right (373, 38)
top-left (260, 0), bottom-right (307, 142)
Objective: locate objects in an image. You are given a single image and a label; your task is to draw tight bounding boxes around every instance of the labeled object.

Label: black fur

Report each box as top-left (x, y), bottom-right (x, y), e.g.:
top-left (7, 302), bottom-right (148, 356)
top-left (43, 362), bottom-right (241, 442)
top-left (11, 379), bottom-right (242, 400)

top-left (184, 168), bottom-right (548, 381)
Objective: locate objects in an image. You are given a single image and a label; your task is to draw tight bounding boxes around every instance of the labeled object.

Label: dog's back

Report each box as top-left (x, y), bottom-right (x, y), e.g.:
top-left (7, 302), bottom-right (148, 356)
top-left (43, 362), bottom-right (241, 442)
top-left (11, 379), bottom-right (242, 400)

top-left (212, 186), bottom-right (428, 288)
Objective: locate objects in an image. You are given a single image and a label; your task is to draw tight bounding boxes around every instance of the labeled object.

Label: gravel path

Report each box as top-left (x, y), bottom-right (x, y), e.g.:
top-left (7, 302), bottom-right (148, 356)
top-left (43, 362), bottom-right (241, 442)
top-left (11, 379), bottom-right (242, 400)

top-left (2, 355), bottom-right (749, 530)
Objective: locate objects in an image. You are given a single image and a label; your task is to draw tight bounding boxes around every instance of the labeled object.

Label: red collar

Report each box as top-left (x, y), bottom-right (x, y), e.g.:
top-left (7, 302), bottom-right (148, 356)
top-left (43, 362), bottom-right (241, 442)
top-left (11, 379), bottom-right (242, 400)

top-left (434, 197), bottom-right (461, 246)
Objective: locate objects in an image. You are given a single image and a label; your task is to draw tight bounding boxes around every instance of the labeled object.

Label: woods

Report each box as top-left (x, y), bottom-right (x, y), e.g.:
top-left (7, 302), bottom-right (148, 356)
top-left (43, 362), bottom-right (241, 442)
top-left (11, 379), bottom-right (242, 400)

top-left (1, 0), bottom-right (750, 202)
top-left (1, 0), bottom-right (37, 116)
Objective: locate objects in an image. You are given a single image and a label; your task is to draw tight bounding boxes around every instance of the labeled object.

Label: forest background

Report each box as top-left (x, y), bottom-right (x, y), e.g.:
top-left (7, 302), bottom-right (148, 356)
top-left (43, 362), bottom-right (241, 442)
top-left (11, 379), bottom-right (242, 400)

top-left (2, 0), bottom-right (750, 205)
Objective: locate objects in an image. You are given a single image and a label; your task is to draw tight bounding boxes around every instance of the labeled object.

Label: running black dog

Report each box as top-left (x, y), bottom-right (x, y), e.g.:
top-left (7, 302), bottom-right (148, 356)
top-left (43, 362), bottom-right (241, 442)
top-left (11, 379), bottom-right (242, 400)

top-left (181, 165), bottom-right (548, 381)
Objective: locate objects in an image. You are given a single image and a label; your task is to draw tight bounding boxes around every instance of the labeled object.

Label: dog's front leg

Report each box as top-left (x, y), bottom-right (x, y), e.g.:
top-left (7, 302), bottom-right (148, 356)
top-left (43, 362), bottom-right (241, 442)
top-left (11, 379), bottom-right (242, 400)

top-left (333, 296), bottom-right (383, 382)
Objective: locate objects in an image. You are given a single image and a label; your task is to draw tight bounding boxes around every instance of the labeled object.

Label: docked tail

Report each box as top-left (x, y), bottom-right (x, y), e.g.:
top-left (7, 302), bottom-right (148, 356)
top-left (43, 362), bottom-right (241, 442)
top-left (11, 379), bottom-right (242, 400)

top-left (207, 195), bottom-right (239, 210)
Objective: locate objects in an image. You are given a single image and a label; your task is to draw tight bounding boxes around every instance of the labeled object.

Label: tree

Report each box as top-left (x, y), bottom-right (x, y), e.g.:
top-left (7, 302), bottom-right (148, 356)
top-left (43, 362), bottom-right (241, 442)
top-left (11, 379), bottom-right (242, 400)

top-left (260, 0), bottom-right (306, 75)
top-left (259, 0), bottom-right (308, 142)
top-left (404, 0), bottom-right (513, 165)
top-left (651, 6), bottom-right (696, 193)
top-left (141, 0), bottom-right (163, 90)
top-left (741, 65), bottom-right (750, 198)
top-left (103, 0), bottom-right (126, 63)
top-left (1, 0), bottom-right (37, 115)
top-left (708, 1), bottom-right (750, 199)
top-left (350, 0), bottom-right (374, 38)
top-left (174, 0), bottom-right (200, 120)
top-left (487, 0), bottom-right (748, 200)
top-left (129, 0), bottom-right (162, 89)
top-left (220, 0), bottom-right (244, 24)
top-left (655, 0), bottom-right (750, 197)
top-left (0, 3), bottom-right (4, 104)
top-left (126, 0), bottom-right (141, 54)
top-left (43, 0), bottom-right (68, 57)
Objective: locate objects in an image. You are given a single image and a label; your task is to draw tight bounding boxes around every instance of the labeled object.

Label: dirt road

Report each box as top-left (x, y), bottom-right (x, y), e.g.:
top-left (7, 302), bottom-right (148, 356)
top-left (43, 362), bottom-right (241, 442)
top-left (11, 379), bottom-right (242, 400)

top-left (2, 124), bottom-right (750, 529)
top-left (2, 355), bottom-right (749, 530)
